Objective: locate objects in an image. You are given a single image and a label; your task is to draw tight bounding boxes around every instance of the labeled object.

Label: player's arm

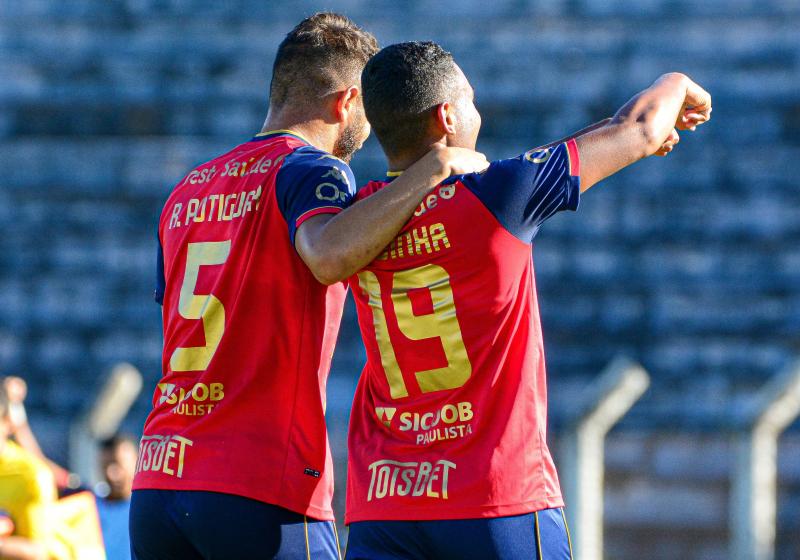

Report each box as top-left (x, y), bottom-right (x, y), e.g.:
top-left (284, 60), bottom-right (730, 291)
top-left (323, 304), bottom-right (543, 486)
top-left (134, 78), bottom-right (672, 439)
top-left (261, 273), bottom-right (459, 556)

top-left (576, 72), bottom-right (711, 191)
top-left (4, 378), bottom-right (44, 460)
top-left (535, 114), bottom-right (682, 163)
top-left (0, 536), bottom-right (49, 560)
top-left (4, 378), bottom-right (72, 491)
top-left (293, 146), bottom-right (488, 285)
top-left (534, 118), bottom-right (612, 152)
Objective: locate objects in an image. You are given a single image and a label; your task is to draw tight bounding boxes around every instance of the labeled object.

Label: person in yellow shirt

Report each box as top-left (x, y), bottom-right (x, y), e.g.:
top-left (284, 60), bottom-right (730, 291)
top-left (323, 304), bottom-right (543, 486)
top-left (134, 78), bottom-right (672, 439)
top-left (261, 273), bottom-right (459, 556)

top-left (0, 382), bottom-right (69, 560)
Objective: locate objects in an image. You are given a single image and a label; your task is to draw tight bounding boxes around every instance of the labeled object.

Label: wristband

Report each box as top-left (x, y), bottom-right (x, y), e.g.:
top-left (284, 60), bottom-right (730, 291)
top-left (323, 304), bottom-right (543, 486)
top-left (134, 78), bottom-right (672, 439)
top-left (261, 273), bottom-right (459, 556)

top-left (9, 402), bottom-right (27, 426)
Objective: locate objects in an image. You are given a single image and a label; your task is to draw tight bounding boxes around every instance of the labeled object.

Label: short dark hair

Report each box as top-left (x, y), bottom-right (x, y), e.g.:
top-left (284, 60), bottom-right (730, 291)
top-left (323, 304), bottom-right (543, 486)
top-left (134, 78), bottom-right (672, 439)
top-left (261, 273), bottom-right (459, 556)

top-left (269, 13), bottom-right (379, 109)
top-left (362, 41), bottom-right (461, 156)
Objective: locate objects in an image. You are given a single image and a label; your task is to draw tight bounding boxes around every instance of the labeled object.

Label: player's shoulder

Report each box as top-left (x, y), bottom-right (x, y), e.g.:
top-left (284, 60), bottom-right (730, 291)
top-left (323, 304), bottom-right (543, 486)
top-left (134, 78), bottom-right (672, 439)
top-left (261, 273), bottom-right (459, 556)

top-left (459, 143), bottom-right (571, 190)
top-left (278, 146), bottom-right (355, 193)
top-left (281, 145), bottom-right (351, 174)
top-left (356, 179), bottom-right (389, 201)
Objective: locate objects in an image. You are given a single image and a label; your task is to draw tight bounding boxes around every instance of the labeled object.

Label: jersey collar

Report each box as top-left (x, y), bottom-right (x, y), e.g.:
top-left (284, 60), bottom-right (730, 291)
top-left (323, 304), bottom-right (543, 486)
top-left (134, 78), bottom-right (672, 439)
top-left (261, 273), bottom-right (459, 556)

top-left (251, 129), bottom-right (310, 144)
top-left (385, 169), bottom-right (404, 182)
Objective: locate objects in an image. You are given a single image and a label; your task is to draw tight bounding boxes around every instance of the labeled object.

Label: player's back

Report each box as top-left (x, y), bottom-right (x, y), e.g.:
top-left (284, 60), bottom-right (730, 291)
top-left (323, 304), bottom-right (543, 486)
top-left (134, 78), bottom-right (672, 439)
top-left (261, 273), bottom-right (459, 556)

top-left (135, 130), bottom-right (354, 520)
top-left (346, 141), bottom-right (580, 523)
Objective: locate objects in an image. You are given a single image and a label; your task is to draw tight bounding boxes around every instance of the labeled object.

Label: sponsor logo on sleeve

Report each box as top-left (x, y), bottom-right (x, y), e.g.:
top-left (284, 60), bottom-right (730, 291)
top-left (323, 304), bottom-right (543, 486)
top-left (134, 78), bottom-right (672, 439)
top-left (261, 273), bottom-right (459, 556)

top-left (524, 146), bottom-right (553, 164)
top-left (315, 181), bottom-right (348, 203)
top-left (321, 166), bottom-right (351, 189)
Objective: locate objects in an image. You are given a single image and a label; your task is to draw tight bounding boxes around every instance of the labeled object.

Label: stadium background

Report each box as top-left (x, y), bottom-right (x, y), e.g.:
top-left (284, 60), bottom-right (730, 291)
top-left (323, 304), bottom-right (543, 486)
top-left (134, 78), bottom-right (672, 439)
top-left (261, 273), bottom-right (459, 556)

top-left (1, 0), bottom-right (798, 558)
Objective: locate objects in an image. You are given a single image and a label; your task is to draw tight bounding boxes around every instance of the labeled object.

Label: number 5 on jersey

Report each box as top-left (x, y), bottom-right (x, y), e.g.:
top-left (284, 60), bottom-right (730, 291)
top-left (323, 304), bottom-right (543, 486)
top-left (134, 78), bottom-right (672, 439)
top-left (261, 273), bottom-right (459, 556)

top-left (170, 241), bottom-right (231, 372)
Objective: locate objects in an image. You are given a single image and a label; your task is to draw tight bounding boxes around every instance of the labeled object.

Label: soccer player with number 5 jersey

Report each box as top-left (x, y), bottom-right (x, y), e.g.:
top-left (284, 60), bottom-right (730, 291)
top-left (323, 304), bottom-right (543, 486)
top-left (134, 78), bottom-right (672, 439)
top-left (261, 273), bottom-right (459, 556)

top-left (344, 42), bottom-right (711, 559)
top-left (130, 16), bottom-right (488, 560)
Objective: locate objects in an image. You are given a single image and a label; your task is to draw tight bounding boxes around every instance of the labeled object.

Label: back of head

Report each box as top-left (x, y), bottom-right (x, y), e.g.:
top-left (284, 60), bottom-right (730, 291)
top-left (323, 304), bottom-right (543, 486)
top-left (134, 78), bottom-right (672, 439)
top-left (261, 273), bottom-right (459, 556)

top-left (269, 13), bottom-right (379, 111)
top-left (362, 41), bottom-right (461, 156)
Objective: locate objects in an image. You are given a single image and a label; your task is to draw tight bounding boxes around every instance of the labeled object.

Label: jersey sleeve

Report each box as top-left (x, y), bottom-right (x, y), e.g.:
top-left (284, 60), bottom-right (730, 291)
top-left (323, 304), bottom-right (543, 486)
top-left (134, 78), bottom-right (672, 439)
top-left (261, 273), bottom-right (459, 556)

top-left (155, 235), bottom-right (165, 305)
top-left (460, 139), bottom-right (580, 243)
top-left (274, 147), bottom-right (357, 245)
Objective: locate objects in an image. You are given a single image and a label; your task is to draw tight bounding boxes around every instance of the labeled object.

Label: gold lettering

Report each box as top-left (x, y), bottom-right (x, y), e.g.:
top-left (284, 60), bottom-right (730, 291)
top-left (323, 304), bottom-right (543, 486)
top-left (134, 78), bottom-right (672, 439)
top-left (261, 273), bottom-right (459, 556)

top-left (207, 195), bottom-right (219, 220)
top-left (169, 203), bottom-right (183, 229)
top-left (194, 197), bottom-right (207, 223)
top-left (162, 440), bottom-right (178, 476)
top-left (429, 223), bottom-right (451, 251)
top-left (412, 227), bottom-right (432, 255)
top-left (185, 199), bottom-right (199, 223)
top-left (175, 436), bottom-right (192, 478)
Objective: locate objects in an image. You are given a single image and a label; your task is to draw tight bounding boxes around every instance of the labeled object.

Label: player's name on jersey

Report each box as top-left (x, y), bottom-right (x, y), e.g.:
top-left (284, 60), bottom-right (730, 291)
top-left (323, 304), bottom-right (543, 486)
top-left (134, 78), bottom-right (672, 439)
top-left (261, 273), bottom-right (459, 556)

top-left (136, 434), bottom-right (193, 479)
top-left (366, 459), bottom-right (456, 502)
top-left (377, 222), bottom-right (451, 261)
top-left (180, 154), bottom-right (286, 187)
top-left (167, 185), bottom-right (263, 230)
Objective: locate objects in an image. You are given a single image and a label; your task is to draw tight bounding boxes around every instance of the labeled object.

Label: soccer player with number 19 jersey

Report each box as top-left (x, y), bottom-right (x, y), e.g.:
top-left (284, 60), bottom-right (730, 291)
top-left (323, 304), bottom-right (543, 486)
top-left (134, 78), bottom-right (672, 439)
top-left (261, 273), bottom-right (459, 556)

top-left (344, 42), bottom-right (712, 559)
top-left (130, 17), bottom-right (489, 560)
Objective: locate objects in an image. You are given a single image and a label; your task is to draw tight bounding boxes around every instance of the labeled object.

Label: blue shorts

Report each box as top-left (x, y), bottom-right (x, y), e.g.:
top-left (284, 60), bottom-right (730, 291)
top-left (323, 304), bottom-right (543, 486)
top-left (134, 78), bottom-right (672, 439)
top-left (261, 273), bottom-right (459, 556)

top-left (130, 489), bottom-right (341, 560)
top-left (345, 508), bottom-right (572, 560)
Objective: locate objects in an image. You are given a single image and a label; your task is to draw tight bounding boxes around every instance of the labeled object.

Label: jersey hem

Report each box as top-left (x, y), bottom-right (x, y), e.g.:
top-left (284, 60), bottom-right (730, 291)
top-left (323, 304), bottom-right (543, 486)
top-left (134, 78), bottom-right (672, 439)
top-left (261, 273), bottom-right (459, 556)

top-left (344, 495), bottom-right (564, 524)
top-left (132, 479), bottom-right (335, 521)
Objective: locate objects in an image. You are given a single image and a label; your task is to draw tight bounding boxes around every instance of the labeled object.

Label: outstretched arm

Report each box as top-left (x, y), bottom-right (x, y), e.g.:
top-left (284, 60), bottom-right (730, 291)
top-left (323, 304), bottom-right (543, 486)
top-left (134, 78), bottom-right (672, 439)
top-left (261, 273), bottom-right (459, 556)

top-left (576, 72), bottom-right (711, 192)
top-left (535, 118), bottom-right (612, 152)
top-left (296, 146), bottom-right (488, 285)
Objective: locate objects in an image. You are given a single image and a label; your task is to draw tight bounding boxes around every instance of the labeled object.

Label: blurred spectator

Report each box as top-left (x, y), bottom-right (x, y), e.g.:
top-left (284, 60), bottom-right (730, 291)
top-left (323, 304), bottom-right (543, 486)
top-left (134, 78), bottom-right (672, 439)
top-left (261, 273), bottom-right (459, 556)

top-left (95, 435), bottom-right (137, 560)
top-left (0, 380), bottom-right (71, 559)
top-left (3, 378), bottom-right (73, 491)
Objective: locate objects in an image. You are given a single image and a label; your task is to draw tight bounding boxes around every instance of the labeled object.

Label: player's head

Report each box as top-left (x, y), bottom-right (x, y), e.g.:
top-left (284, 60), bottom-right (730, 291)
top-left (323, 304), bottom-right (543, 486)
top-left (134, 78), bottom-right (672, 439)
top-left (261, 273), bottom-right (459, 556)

top-left (362, 41), bottom-right (481, 160)
top-left (99, 433), bottom-right (138, 501)
top-left (268, 13), bottom-right (379, 161)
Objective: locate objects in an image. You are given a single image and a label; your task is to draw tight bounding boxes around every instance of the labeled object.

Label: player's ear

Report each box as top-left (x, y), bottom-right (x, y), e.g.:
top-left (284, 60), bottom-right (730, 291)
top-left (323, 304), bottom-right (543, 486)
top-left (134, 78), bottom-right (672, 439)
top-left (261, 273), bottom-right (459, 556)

top-left (434, 102), bottom-right (457, 136)
top-left (334, 86), bottom-right (360, 124)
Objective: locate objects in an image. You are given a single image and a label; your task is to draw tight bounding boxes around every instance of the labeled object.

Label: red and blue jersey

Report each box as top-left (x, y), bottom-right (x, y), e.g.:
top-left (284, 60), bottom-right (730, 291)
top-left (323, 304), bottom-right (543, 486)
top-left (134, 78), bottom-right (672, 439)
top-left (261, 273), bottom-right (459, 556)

top-left (134, 130), bottom-right (356, 521)
top-left (345, 140), bottom-right (581, 522)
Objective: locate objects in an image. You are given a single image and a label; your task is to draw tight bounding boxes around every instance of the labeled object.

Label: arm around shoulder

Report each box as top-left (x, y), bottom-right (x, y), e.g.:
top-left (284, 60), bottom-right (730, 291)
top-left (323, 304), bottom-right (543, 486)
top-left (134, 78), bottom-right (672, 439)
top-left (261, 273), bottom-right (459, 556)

top-left (296, 146), bottom-right (488, 285)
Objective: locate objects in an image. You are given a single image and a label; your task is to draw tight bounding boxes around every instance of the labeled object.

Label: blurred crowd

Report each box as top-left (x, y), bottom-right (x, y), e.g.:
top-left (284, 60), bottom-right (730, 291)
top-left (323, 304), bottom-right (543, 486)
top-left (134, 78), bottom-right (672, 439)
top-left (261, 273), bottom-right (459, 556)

top-left (0, 377), bottom-right (137, 560)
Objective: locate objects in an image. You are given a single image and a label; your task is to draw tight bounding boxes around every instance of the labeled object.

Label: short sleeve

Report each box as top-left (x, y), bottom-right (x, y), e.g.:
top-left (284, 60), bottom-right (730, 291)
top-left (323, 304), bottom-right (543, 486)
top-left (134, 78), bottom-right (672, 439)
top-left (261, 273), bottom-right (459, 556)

top-left (155, 236), bottom-right (165, 305)
top-left (460, 139), bottom-right (580, 243)
top-left (274, 146), bottom-right (357, 245)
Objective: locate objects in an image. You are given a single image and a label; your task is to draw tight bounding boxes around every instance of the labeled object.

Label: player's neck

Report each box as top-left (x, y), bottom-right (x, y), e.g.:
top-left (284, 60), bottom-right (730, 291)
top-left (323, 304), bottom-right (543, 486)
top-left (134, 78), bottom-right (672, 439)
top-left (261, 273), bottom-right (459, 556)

top-left (261, 114), bottom-right (336, 154)
top-left (386, 142), bottom-right (443, 174)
